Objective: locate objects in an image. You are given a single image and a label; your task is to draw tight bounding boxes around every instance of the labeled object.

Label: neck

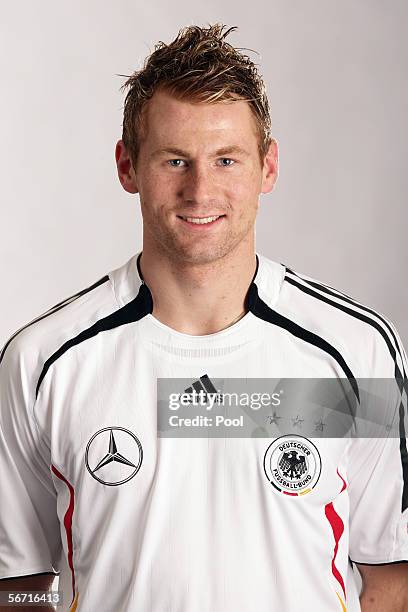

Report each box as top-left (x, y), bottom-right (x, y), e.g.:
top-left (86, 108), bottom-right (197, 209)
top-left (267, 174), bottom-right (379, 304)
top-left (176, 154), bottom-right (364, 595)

top-left (139, 241), bottom-right (257, 335)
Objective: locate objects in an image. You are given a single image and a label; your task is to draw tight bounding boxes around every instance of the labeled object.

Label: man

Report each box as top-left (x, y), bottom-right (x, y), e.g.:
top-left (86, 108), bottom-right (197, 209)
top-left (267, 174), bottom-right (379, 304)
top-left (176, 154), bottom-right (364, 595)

top-left (0, 24), bottom-right (407, 612)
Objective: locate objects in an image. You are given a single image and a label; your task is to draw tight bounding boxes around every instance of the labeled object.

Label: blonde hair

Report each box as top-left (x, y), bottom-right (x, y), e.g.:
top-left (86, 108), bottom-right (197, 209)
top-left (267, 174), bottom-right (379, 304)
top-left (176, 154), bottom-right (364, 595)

top-left (119, 24), bottom-right (272, 164)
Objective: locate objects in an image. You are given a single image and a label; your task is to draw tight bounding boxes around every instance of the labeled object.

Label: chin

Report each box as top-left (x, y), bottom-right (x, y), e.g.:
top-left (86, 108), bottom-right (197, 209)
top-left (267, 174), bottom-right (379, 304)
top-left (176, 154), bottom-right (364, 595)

top-left (170, 242), bottom-right (238, 266)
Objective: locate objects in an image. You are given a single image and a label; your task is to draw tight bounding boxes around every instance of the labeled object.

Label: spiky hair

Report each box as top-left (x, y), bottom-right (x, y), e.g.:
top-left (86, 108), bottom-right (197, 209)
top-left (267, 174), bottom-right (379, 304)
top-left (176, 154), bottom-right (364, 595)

top-left (119, 24), bottom-right (271, 164)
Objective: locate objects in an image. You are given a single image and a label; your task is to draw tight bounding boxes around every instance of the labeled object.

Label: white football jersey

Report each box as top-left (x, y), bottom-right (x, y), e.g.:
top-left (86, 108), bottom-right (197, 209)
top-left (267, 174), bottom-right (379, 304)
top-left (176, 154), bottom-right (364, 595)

top-left (0, 251), bottom-right (407, 612)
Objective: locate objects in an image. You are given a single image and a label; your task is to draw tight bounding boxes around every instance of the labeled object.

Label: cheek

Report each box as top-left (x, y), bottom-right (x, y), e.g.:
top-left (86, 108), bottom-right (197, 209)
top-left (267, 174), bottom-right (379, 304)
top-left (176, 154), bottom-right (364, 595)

top-left (230, 175), bottom-right (261, 213)
top-left (139, 171), bottom-right (175, 206)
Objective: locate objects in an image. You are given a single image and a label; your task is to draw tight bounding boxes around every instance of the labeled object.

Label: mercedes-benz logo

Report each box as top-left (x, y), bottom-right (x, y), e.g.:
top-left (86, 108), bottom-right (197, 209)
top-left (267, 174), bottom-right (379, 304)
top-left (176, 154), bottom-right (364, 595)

top-left (85, 427), bottom-right (143, 486)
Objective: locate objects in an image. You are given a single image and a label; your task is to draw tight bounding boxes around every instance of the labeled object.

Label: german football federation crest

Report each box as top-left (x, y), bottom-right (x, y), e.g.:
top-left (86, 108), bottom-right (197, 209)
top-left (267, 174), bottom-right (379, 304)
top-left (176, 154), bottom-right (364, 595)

top-left (263, 435), bottom-right (321, 496)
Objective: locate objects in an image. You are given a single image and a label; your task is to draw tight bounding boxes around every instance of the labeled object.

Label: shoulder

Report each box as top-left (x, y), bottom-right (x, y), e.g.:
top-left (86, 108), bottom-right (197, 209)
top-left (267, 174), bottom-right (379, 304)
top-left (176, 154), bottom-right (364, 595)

top-left (0, 263), bottom-right (121, 389)
top-left (263, 256), bottom-right (406, 378)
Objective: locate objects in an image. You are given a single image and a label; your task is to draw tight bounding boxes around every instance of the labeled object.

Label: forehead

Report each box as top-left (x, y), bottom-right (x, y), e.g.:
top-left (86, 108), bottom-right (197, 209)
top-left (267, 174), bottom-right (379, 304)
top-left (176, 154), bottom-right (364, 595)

top-left (141, 89), bottom-right (259, 147)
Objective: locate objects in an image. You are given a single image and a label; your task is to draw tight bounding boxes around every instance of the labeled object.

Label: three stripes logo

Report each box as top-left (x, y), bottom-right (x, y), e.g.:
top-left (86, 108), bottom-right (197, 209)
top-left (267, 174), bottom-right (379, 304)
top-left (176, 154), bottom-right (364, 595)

top-left (184, 374), bottom-right (218, 397)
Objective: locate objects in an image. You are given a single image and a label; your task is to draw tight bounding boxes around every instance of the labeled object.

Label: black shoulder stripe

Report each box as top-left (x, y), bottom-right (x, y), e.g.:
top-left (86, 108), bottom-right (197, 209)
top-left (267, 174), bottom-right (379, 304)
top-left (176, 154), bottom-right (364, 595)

top-left (285, 268), bottom-right (407, 380)
top-left (285, 271), bottom-right (408, 401)
top-left (44, 274), bottom-right (110, 311)
top-left (399, 404), bottom-right (408, 512)
top-left (286, 268), bottom-right (353, 301)
top-left (285, 274), bottom-right (406, 383)
top-left (0, 275), bottom-right (110, 366)
top-left (285, 269), bottom-right (408, 511)
top-left (35, 283), bottom-right (153, 398)
top-left (246, 282), bottom-right (360, 401)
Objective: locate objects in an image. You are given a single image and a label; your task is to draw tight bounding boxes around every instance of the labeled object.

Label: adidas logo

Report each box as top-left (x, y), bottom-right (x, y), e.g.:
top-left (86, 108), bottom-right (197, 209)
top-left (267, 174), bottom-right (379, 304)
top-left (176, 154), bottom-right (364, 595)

top-left (184, 374), bottom-right (217, 395)
top-left (183, 374), bottom-right (224, 405)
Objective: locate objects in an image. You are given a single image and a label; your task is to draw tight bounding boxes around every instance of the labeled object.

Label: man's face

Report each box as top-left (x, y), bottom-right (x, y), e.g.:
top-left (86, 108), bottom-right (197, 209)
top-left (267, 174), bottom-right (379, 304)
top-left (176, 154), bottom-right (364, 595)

top-left (117, 89), bottom-right (278, 265)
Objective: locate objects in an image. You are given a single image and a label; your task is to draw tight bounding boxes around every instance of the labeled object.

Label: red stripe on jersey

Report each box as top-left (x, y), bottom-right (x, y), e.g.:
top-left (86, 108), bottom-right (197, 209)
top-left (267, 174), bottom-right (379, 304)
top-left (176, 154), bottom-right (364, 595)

top-left (51, 464), bottom-right (76, 607)
top-left (324, 469), bottom-right (347, 600)
top-left (336, 467), bottom-right (347, 492)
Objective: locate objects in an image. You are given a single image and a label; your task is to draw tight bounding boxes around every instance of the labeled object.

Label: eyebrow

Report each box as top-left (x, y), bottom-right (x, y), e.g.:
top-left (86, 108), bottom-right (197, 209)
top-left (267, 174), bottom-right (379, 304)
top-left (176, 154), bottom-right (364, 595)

top-left (151, 145), bottom-right (250, 159)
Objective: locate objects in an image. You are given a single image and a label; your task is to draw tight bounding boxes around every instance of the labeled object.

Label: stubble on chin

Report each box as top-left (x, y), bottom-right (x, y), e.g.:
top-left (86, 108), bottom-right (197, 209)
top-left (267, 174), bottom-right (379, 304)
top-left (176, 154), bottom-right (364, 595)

top-left (144, 214), bottom-right (254, 267)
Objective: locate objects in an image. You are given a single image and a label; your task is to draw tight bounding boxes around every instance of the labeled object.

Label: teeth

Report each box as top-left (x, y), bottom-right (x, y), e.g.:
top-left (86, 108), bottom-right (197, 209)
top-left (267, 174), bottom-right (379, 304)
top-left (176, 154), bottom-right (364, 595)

top-left (181, 215), bottom-right (220, 224)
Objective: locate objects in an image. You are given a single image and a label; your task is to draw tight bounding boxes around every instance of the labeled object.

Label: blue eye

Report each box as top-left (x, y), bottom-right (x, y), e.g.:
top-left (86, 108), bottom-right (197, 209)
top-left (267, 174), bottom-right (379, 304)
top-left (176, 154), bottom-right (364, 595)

top-left (168, 159), bottom-right (186, 167)
top-left (219, 158), bottom-right (234, 166)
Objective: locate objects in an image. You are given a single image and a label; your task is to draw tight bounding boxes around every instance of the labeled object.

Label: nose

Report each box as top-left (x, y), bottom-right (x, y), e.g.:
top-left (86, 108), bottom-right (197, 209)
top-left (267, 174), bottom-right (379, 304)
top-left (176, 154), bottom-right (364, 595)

top-left (179, 164), bottom-right (217, 207)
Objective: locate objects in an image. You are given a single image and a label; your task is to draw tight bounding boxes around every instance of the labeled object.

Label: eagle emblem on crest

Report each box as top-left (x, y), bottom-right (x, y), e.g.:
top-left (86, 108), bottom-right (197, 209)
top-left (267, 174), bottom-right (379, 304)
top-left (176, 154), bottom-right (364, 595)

top-left (279, 451), bottom-right (307, 480)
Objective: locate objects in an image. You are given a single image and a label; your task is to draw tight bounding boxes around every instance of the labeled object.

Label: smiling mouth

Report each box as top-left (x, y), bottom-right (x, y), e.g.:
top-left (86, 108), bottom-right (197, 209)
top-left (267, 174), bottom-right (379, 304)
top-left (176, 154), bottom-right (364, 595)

top-left (177, 214), bottom-right (226, 225)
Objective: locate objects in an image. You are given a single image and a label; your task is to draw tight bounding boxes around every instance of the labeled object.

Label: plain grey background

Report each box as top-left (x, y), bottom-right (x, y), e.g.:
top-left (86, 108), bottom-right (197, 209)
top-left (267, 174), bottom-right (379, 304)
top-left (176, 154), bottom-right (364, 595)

top-left (1, 1), bottom-right (405, 596)
top-left (1, 0), bottom-right (407, 349)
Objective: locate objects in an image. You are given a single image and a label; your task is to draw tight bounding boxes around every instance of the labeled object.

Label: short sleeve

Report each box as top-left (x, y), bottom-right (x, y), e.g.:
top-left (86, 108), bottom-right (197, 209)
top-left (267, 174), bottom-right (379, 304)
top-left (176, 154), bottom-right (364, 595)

top-left (347, 436), bottom-right (408, 564)
top-left (0, 335), bottom-right (62, 579)
top-left (348, 320), bottom-right (408, 565)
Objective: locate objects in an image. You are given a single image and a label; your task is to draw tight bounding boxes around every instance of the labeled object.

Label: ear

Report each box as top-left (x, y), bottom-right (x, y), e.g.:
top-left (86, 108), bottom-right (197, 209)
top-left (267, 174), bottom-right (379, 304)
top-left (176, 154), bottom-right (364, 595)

top-left (260, 138), bottom-right (279, 194)
top-left (115, 139), bottom-right (139, 194)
